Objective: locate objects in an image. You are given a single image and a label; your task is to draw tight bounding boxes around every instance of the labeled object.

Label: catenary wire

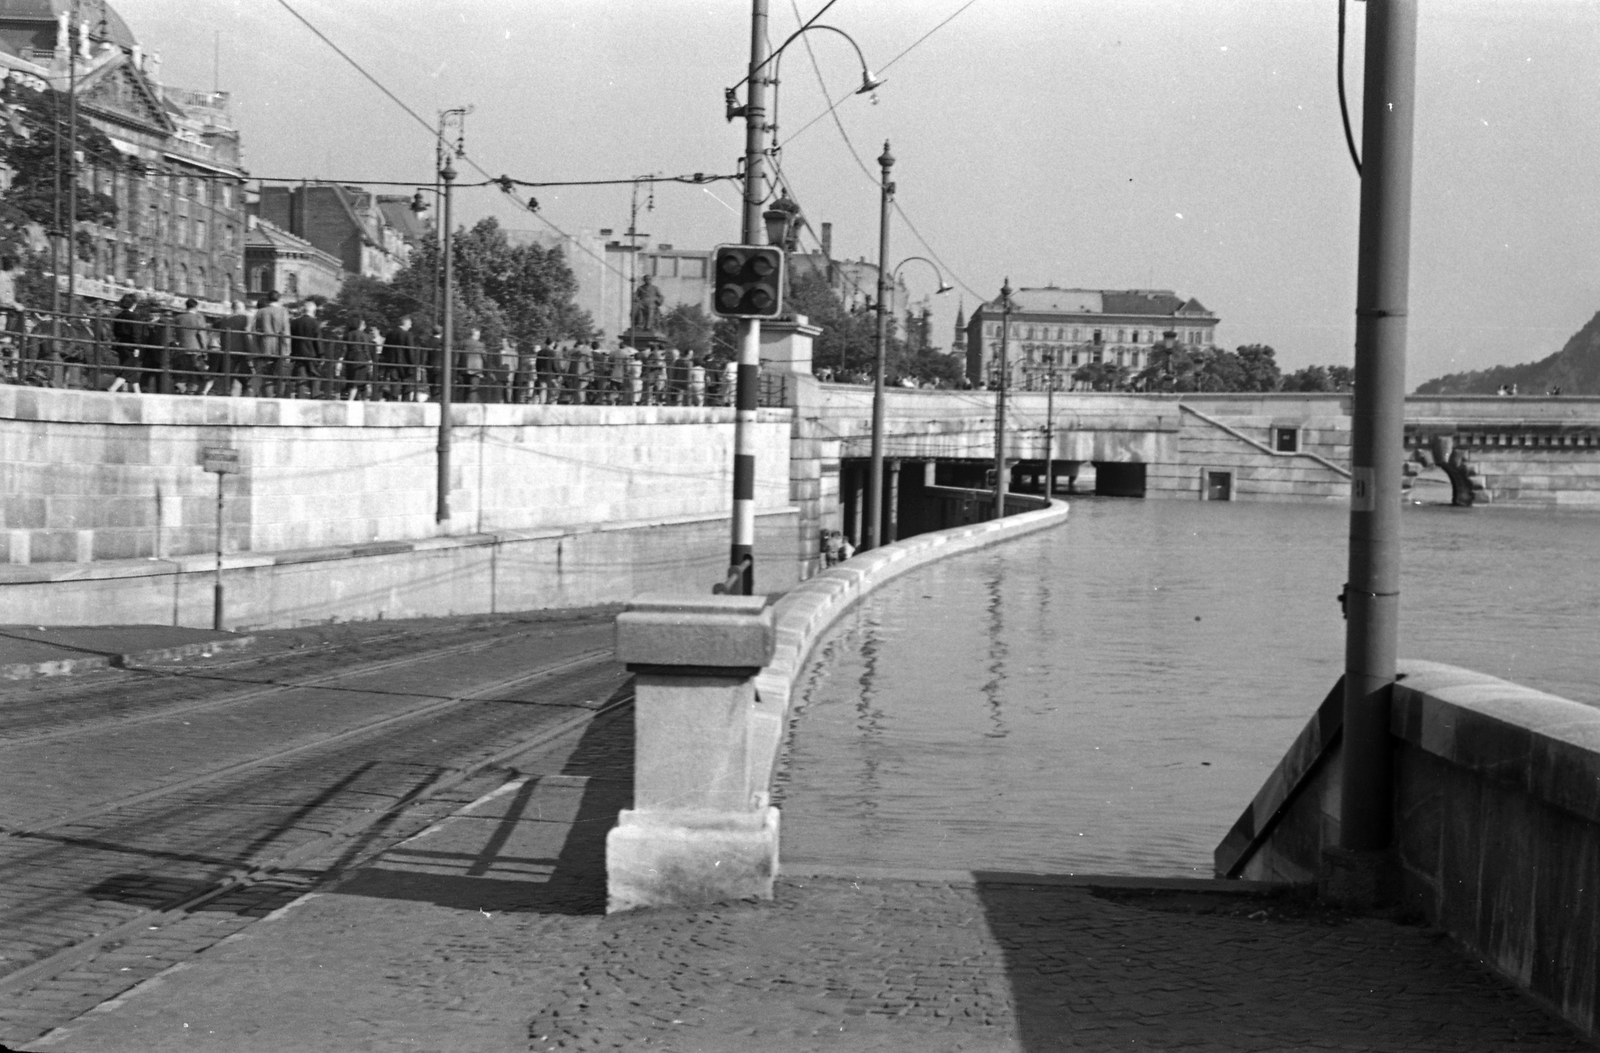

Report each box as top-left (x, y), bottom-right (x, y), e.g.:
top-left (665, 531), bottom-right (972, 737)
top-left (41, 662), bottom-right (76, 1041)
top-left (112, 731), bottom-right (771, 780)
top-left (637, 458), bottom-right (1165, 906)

top-left (1337, 0), bottom-right (1362, 176)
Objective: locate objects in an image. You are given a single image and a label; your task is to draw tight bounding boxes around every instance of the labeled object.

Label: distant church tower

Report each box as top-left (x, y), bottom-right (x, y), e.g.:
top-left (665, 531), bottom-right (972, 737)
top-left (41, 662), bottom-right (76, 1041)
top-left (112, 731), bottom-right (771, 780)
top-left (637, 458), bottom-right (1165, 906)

top-left (951, 301), bottom-right (967, 357)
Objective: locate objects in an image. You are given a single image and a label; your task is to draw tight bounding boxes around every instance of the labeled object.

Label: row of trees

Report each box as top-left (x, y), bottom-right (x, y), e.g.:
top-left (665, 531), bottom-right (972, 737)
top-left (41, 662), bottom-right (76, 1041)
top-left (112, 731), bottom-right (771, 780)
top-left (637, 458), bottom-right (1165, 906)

top-left (1070, 342), bottom-right (1355, 394)
top-left (329, 217), bottom-right (594, 350)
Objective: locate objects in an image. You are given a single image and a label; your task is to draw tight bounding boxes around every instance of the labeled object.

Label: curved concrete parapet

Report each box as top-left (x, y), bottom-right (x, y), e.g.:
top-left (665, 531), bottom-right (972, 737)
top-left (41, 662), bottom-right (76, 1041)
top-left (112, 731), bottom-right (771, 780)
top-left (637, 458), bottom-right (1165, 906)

top-left (749, 497), bottom-right (1070, 812)
top-left (605, 498), bottom-right (1068, 913)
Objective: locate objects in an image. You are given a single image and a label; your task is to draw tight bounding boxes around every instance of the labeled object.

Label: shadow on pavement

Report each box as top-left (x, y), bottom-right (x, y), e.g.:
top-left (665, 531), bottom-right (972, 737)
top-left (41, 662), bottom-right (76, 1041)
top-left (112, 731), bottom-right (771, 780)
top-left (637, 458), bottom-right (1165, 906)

top-left (331, 692), bottom-right (635, 917)
top-left (973, 873), bottom-right (1590, 1051)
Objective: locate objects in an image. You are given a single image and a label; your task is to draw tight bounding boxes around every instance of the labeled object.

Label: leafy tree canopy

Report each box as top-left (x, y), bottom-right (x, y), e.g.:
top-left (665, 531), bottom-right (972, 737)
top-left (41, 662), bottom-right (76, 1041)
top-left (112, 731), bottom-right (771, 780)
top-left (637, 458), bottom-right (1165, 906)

top-left (330, 216), bottom-right (592, 347)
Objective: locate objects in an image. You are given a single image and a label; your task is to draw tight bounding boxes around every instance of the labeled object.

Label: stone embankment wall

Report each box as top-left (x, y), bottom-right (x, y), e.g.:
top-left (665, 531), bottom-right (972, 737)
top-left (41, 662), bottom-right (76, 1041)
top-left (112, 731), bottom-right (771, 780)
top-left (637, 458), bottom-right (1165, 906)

top-left (1406, 395), bottom-right (1600, 507)
top-left (0, 386), bottom-right (798, 626)
top-left (1154, 394), bottom-right (1352, 501)
top-left (1216, 662), bottom-right (1600, 1039)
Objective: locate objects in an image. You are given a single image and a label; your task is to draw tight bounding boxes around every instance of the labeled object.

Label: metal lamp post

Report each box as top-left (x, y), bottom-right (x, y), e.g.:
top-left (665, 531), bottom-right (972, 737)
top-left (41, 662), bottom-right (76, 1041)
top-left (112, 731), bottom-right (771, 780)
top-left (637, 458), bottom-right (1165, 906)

top-left (993, 279), bottom-right (1014, 518)
top-left (435, 156), bottom-right (455, 525)
top-left (863, 142), bottom-right (895, 552)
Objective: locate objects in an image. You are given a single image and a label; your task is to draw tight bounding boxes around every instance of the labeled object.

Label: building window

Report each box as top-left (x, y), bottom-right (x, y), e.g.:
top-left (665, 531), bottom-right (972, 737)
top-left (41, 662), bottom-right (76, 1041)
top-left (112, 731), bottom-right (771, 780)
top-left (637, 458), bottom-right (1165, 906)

top-left (196, 266), bottom-right (208, 299)
top-left (195, 219), bottom-right (207, 249)
top-left (222, 183), bottom-right (234, 208)
top-left (249, 265), bottom-right (268, 293)
top-left (1092, 328), bottom-right (1102, 344)
top-left (1274, 427), bottom-right (1300, 453)
top-left (681, 257), bottom-right (705, 279)
top-left (285, 271), bottom-right (299, 297)
top-left (178, 262), bottom-right (190, 294)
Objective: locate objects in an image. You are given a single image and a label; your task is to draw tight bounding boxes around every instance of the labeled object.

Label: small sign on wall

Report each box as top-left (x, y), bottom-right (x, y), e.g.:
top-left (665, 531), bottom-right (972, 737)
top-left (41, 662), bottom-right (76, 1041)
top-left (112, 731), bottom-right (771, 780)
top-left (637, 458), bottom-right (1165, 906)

top-left (202, 447), bottom-right (241, 475)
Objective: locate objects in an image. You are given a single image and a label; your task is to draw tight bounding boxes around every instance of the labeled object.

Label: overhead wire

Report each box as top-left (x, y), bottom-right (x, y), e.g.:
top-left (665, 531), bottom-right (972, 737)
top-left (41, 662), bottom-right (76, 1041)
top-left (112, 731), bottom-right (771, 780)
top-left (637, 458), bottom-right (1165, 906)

top-left (1337, 0), bottom-right (1362, 176)
top-left (784, 0), bottom-right (986, 303)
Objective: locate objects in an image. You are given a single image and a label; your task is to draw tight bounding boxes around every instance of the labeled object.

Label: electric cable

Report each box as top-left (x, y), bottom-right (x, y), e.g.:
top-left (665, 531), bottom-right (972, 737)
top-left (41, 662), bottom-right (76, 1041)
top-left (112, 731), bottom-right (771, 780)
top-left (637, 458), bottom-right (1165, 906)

top-left (1337, 0), bottom-right (1362, 176)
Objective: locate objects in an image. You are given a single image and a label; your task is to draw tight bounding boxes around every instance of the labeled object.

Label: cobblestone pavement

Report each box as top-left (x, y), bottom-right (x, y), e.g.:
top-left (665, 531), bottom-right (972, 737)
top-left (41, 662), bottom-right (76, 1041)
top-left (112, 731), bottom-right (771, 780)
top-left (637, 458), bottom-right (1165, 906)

top-left (24, 697), bottom-right (1594, 1053)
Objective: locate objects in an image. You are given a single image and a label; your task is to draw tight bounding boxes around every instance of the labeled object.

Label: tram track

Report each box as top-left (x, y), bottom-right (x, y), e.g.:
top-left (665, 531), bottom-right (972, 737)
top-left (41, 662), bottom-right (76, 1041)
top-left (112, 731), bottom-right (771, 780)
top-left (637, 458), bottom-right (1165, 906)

top-left (0, 635), bottom-right (634, 1014)
top-left (0, 620), bottom-right (599, 748)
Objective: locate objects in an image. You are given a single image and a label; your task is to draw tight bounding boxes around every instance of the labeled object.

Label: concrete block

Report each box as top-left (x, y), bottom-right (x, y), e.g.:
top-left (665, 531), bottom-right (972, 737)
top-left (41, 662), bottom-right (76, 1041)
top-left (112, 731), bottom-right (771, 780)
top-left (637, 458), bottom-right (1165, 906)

top-left (605, 806), bottom-right (779, 912)
top-left (615, 593), bottom-right (775, 670)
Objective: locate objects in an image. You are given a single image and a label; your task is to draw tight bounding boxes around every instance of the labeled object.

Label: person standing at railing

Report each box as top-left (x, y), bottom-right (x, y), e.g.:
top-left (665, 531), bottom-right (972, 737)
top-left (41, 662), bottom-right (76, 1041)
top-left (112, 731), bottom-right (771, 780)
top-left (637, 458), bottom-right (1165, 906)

top-left (459, 326), bottom-right (485, 402)
top-left (687, 352), bottom-right (706, 407)
top-left (420, 325), bottom-right (443, 400)
top-left (288, 300), bottom-right (324, 398)
top-left (0, 256), bottom-right (19, 379)
top-left (381, 315), bottom-right (415, 401)
top-left (111, 294), bottom-right (144, 391)
top-left (568, 341), bottom-right (593, 405)
top-left (344, 317), bottom-right (376, 400)
top-left (176, 299), bottom-right (209, 395)
top-left (666, 347), bottom-right (689, 407)
top-left (219, 301), bottom-right (253, 397)
top-left (721, 357), bottom-right (737, 408)
top-left (513, 338), bottom-right (536, 404)
top-left (253, 291), bottom-right (291, 398)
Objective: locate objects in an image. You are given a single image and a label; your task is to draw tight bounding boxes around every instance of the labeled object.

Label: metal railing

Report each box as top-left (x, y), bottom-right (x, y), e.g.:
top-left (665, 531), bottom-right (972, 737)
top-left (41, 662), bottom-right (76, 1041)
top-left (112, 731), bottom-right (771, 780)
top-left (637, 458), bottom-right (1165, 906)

top-left (0, 305), bottom-right (740, 406)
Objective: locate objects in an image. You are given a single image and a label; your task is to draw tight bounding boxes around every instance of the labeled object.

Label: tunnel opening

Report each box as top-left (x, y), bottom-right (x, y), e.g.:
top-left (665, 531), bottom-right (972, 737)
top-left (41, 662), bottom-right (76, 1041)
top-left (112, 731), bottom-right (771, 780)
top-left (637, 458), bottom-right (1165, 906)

top-left (1093, 461), bottom-right (1146, 498)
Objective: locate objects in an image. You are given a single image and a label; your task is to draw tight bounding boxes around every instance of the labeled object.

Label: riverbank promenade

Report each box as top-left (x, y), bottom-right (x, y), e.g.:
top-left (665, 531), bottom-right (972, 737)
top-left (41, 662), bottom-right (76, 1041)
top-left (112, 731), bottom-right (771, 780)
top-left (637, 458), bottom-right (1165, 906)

top-left (12, 627), bottom-right (1586, 1053)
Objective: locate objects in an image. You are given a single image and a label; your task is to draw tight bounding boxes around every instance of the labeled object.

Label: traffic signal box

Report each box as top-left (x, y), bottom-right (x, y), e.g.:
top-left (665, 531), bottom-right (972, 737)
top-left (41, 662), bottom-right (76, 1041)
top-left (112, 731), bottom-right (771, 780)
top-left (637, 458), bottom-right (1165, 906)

top-left (712, 244), bottom-right (785, 319)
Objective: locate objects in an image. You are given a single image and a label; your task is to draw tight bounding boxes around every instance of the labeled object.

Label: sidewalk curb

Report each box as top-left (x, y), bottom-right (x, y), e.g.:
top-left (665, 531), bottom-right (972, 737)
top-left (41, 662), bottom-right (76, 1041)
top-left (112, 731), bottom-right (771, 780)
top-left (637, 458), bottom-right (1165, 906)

top-left (0, 635), bottom-right (257, 682)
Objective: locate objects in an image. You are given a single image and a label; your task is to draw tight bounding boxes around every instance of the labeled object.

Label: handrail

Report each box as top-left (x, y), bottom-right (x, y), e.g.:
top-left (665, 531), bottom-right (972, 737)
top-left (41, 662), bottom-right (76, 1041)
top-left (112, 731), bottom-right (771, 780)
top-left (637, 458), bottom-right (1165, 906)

top-left (1178, 402), bottom-right (1352, 479)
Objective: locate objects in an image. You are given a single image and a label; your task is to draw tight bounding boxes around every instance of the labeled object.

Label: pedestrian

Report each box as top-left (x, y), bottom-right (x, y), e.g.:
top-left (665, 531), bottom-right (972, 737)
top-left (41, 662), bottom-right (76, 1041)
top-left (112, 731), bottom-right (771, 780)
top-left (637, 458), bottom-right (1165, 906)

top-left (421, 325), bottom-right (444, 399)
top-left (288, 299), bottom-right (324, 398)
top-left (252, 291), bottom-right (291, 397)
top-left (642, 347), bottom-right (664, 405)
top-left (514, 339), bottom-right (537, 403)
top-left (821, 529), bottom-right (842, 568)
top-left (535, 341), bottom-right (559, 404)
top-left (495, 337), bottom-right (517, 403)
top-left (0, 254), bottom-right (20, 349)
top-left (459, 326), bottom-right (485, 402)
top-left (569, 341), bottom-right (593, 404)
top-left (382, 315), bottom-right (416, 400)
top-left (687, 351), bottom-right (706, 407)
top-left (220, 300), bottom-right (254, 396)
top-left (721, 357), bottom-right (737, 407)
top-left (175, 298), bottom-right (209, 394)
top-left (838, 533), bottom-right (855, 561)
top-left (667, 348), bottom-right (689, 406)
top-left (345, 317), bottom-right (377, 399)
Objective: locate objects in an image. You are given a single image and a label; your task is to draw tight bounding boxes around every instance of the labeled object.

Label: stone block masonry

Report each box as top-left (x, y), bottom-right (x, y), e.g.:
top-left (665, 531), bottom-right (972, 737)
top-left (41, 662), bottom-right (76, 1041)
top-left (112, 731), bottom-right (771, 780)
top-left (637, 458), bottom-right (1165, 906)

top-left (0, 387), bottom-right (798, 626)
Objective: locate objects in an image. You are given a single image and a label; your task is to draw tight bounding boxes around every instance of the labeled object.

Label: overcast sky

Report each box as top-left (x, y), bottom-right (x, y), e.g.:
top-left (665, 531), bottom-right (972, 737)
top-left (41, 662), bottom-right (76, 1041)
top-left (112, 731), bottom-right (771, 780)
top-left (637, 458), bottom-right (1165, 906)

top-left (118, 0), bottom-right (1600, 387)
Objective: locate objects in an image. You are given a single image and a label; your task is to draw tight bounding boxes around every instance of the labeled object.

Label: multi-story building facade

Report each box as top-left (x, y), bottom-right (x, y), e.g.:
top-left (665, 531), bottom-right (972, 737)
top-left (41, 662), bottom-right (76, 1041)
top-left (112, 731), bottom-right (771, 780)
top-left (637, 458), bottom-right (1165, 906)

top-left (965, 287), bottom-right (1219, 389)
top-left (0, 1), bottom-right (248, 311)
top-left (244, 216), bottom-right (344, 303)
top-left (255, 183), bottom-right (411, 283)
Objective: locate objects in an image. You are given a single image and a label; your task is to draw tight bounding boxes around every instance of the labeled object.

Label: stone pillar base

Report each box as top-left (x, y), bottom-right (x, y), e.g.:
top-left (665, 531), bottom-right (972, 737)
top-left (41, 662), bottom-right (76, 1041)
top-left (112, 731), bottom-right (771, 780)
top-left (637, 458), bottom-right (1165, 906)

top-left (1319, 846), bottom-right (1399, 909)
top-left (605, 806), bottom-right (780, 913)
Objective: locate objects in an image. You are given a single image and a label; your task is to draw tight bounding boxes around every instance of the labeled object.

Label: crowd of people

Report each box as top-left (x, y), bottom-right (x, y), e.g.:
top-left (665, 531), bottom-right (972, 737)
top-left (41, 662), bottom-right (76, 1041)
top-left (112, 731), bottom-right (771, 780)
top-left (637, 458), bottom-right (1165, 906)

top-left (0, 283), bottom-right (742, 407)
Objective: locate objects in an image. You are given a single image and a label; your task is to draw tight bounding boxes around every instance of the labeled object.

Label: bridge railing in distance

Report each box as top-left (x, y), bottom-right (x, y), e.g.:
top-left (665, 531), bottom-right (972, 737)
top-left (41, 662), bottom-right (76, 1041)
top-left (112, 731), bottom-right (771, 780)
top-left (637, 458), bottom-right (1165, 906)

top-left (1217, 661), bottom-right (1600, 1040)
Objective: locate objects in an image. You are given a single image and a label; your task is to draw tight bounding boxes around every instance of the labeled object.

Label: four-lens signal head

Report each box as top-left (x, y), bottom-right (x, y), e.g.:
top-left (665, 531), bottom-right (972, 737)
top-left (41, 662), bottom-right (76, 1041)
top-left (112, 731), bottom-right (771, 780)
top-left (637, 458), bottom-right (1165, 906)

top-left (712, 244), bottom-right (785, 319)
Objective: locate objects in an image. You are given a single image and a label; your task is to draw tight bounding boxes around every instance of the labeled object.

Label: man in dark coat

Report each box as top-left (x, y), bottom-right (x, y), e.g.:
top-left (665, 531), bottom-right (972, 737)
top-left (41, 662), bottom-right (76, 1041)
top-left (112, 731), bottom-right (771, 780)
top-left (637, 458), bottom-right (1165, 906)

top-left (382, 316), bottom-right (417, 400)
top-left (289, 300), bottom-right (324, 398)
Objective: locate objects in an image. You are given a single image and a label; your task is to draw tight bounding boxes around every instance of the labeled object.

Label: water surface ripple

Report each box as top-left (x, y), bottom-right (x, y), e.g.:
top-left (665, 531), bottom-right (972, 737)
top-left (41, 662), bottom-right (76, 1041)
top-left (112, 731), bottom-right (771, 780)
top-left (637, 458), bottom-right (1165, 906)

top-left (779, 498), bottom-right (1600, 878)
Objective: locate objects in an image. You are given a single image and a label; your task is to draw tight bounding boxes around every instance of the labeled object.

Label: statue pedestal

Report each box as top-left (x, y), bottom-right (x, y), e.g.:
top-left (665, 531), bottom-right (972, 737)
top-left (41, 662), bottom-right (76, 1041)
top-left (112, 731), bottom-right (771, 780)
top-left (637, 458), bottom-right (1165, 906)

top-left (759, 314), bottom-right (822, 375)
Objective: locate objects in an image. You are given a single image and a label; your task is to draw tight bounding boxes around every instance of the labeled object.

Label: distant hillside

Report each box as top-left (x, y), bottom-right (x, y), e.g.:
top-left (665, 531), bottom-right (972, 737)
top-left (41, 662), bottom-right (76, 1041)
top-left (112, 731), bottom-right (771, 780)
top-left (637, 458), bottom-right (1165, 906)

top-left (1414, 311), bottom-right (1600, 395)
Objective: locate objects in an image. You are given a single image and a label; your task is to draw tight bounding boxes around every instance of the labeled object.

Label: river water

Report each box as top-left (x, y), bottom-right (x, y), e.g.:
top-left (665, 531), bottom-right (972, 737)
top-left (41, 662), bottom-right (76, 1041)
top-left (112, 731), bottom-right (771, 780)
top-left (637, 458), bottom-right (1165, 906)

top-left (776, 497), bottom-right (1600, 878)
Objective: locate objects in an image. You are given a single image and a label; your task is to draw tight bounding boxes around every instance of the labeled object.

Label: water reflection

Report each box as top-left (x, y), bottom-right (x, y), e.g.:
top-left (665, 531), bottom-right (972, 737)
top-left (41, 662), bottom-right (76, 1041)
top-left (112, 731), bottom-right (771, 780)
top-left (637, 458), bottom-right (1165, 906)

top-left (982, 565), bottom-right (1009, 740)
top-left (779, 499), bottom-right (1600, 877)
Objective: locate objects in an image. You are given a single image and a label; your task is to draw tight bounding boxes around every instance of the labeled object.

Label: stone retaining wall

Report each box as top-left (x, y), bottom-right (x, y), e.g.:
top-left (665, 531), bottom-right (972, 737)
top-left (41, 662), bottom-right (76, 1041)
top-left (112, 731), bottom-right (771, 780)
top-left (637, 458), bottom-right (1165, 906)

top-left (0, 386), bottom-right (793, 564)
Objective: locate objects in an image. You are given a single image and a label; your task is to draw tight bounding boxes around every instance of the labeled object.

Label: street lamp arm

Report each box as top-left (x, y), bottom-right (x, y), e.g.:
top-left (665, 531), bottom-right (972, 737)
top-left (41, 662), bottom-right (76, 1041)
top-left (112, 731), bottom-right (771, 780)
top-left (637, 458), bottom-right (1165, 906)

top-left (729, 22), bottom-right (884, 111)
top-left (892, 255), bottom-right (953, 294)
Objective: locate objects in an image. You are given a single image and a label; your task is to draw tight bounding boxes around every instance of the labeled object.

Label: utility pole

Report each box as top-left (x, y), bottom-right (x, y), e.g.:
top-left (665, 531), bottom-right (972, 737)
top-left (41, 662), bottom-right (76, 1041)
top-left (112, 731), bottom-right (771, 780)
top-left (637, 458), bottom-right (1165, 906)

top-left (1024, 349), bottom-right (1059, 497)
top-left (865, 141), bottom-right (894, 551)
top-left (1340, 0), bottom-right (1417, 860)
top-left (65, 0), bottom-right (79, 315)
top-left (434, 106), bottom-right (469, 525)
top-left (625, 175), bottom-right (653, 340)
top-left (993, 279), bottom-right (1013, 518)
top-left (728, 0), bottom-right (770, 595)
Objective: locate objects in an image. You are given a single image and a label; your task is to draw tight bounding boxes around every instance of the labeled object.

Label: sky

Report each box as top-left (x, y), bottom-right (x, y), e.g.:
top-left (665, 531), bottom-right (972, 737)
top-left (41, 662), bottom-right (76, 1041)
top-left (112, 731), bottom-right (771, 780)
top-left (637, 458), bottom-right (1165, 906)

top-left (116, 0), bottom-right (1600, 388)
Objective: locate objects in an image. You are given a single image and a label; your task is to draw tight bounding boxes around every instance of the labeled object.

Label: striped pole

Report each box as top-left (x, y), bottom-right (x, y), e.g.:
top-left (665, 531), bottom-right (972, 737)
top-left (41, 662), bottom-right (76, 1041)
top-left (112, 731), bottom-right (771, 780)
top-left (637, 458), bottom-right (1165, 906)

top-left (728, 0), bottom-right (769, 596)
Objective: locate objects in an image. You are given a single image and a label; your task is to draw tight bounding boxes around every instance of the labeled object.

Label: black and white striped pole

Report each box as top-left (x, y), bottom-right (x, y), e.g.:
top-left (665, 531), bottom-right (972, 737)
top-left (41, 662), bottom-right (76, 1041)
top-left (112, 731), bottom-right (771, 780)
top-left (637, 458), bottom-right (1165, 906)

top-left (726, 0), bottom-right (771, 595)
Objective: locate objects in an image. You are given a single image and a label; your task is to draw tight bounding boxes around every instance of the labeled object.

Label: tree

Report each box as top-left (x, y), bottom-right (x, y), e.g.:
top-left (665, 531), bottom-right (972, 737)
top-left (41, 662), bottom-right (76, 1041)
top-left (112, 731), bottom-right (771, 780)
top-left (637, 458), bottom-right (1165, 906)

top-left (1, 86), bottom-right (133, 256)
top-left (786, 269), bottom-right (877, 378)
top-left (1234, 344), bottom-right (1283, 392)
top-left (334, 216), bottom-right (592, 346)
top-left (661, 302), bottom-right (715, 355)
top-left (1074, 361), bottom-right (1129, 391)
